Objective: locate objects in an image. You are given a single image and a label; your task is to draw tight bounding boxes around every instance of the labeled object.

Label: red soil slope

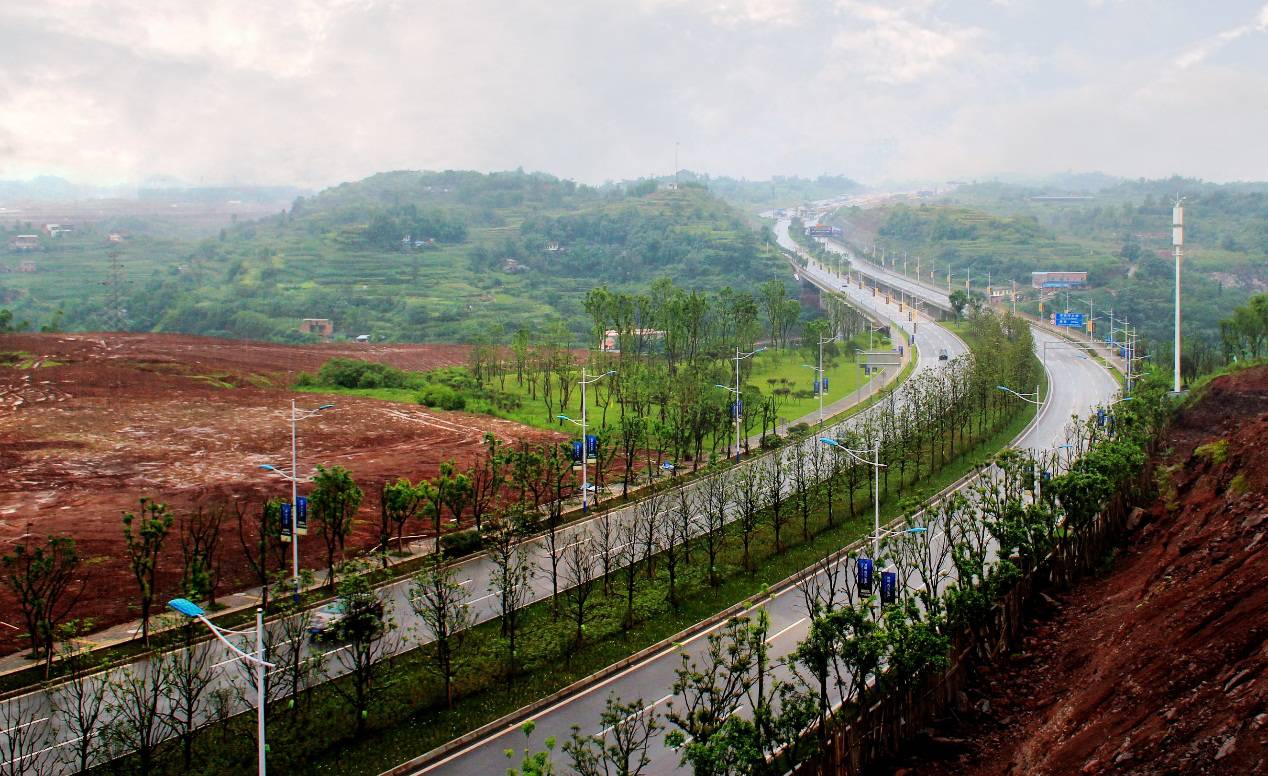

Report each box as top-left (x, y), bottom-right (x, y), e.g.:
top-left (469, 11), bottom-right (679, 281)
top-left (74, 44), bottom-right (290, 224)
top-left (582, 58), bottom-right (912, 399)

top-left (0, 332), bottom-right (563, 655)
top-left (899, 366), bottom-right (1268, 775)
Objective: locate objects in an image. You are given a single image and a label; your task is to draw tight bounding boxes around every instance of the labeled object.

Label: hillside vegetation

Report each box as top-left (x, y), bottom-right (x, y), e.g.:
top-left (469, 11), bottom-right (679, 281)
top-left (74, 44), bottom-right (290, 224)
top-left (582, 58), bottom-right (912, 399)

top-left (828, 178), bottom-right (1268, 372)
top-left (3, 171), bottom-right (790, 344)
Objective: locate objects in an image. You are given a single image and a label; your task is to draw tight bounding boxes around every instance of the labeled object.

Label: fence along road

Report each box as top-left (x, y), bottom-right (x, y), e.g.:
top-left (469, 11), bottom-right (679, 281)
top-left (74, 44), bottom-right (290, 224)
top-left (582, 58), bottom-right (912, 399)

top-left (2, 240), bottom-right (946, 772)
top-left (403, 219), bottom-right (1118, 774)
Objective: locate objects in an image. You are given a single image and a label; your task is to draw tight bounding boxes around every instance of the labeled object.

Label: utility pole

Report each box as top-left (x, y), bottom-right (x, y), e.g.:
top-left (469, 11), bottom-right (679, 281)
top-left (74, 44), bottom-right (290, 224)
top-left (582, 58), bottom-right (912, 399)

top-left (1173, 198), bottom-right (1185, 392)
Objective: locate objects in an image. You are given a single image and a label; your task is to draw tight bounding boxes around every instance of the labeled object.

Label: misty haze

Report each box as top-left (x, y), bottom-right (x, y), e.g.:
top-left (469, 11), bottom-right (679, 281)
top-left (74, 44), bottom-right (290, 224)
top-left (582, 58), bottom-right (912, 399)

top-left (0, 3), bottom-right (1265, 776)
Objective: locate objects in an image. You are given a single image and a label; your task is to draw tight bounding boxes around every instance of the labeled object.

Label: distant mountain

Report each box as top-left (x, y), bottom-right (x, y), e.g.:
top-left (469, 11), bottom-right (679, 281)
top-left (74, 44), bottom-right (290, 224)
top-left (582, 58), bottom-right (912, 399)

top-left (105, 169), bottom-right (790, 344)
top-left (0, 176), bottom-right (132, 201)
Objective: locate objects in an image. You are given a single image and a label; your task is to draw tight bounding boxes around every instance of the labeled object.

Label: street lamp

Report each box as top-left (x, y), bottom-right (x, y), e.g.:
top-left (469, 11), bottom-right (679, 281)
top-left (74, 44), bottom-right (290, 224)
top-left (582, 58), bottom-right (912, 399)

top-left (820, 437), bottom-right (886, 557)
top-left (996, 385), bottom-right (1041, 406)
top-left (259, 401), bottom-right (334, 603)
top-left (168, 598), bottom-right (274, 776)
top-left (801, 334), bottom-right (837, 430)
top-left (557, 368), bottom-right (615, 514)
top-left (718, 347), bottom-right (765, 462)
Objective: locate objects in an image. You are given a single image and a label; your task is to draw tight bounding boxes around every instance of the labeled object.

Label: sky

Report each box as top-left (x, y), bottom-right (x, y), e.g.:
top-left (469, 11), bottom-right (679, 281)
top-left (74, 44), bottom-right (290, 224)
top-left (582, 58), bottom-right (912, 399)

top-left (2, 0), bottom-right (1268, 189)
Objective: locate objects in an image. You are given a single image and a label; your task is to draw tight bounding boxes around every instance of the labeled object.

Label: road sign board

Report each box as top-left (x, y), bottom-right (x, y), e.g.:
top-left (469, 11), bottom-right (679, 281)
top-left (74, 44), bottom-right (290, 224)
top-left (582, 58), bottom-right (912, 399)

top-left (1054, 312), bottom-right (1085, 328)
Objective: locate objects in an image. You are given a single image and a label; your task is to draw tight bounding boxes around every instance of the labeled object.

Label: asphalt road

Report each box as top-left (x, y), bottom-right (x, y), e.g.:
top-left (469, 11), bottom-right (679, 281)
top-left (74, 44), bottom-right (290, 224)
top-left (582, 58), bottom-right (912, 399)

top-left (407, 224), bottom-right (1117, 775)
top-left (1, 228), bottom-right (944, 773)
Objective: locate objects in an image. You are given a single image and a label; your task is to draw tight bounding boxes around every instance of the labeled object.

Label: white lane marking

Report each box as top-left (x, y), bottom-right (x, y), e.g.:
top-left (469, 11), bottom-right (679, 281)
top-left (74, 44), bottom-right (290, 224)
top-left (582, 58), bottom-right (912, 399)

top-left (595, 693), bottom-right (672, 738)
top-left (766, 617), bottom-right (807, 644)
top-left (0, 716), bottom-right (47, 736)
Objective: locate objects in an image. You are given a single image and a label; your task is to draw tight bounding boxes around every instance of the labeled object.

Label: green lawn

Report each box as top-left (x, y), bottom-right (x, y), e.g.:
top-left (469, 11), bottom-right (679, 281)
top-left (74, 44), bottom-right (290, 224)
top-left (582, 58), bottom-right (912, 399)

top-left (296, 330), bottom-right (890, 437)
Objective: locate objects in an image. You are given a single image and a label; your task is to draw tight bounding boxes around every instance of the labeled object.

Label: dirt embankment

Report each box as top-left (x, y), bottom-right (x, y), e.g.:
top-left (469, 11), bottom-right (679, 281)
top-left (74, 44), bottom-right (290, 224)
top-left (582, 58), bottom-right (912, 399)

top-left (897, 366), bottom-right (1268, 775)
top-left (0, 332), bottom-right (563, 655)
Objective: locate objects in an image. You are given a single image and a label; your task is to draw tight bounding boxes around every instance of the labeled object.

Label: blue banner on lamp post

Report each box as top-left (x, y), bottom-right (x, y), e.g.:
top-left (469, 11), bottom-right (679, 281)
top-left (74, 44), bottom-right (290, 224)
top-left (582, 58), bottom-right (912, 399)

top-left (880, 570), bottom-right (898, 604)
top-left (280, 503), bottom-right (293, 543)
top-left (296, 496), bottom-right (308, 536)
top-left (856, 557), bottom-right (874, 590)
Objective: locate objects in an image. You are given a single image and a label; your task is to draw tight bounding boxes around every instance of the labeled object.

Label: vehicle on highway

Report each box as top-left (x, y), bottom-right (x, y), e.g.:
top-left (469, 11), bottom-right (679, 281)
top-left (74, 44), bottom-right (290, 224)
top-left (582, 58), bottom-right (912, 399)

top-left (939, 348), bottom-right (949, 361)
top-left (309, 598), bottom-right (385, 641)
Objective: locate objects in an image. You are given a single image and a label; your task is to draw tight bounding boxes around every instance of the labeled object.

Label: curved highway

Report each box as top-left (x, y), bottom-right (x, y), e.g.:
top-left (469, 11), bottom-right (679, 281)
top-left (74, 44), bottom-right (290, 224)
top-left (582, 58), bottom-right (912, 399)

top-left (405, 218), bottom-right (1119, 775)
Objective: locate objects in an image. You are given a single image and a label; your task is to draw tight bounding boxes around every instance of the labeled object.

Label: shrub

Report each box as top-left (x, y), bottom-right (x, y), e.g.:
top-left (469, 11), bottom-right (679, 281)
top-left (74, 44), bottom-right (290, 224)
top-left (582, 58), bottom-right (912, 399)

top-left (418, 383), bottom-right (466, 411)
top-left (317, 358), bottom-right (410, 390)
top-left (438, 528), bottom-right (482, 557)
top-left (1194, 439), bottom-right (1229, 465)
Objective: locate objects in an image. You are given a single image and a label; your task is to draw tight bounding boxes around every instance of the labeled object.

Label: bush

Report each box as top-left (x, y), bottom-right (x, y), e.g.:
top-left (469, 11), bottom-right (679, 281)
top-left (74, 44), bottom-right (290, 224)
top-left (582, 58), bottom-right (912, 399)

top-left (418, 383), bottom-right (466, 411)
top-left (318, 358), bottom-right (411, 389)
top-left (438, 528), bottom-right (482, 557)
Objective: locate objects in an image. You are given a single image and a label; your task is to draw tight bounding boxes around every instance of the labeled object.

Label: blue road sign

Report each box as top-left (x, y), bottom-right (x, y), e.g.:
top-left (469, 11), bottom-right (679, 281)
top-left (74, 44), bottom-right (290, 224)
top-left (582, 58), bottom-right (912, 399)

top-left (1054, 312), bottom-right (1085, 328)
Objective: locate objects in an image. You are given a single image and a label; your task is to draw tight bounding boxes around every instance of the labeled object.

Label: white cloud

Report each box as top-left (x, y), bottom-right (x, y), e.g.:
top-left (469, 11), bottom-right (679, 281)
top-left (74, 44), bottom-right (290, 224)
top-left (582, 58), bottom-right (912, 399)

top-left (1, 0), bottom-right (1266, 188)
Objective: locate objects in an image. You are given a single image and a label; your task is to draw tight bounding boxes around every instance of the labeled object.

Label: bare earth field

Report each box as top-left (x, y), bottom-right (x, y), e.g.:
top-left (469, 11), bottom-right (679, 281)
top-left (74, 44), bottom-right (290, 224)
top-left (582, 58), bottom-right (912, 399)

top-left (0, 332), bottom-right (563, 655)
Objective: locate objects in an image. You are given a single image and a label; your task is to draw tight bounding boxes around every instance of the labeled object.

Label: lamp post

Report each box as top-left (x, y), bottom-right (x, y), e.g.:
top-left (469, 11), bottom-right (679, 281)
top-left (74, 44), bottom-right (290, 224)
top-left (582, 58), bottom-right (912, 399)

top-left (1173, 199), bottom-right (1185, 392)
top-left (717, 346), bottom-right (765, 462)
top-left (260, 401), bottom-right (334, 603)
top-left (996, 384), bottom-right (1041, 405)
top-left (168, 598), bottom-right (274, 775)
top-left (820, 438), bottom-right (886, 557)
top-left (557, 368), bottom-right (614, 514)
top-left (802, 333), bottom-right (838, 429)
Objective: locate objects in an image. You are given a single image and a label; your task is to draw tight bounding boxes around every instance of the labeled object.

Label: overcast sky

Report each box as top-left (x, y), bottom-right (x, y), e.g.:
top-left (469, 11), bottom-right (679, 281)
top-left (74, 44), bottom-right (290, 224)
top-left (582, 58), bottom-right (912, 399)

top-left (3, 0), bottom-right (1268, 189)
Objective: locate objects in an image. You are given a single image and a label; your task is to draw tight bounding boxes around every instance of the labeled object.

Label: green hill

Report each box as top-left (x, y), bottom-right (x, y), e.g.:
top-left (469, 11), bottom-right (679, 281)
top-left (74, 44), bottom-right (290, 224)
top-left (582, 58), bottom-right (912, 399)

top-left (36, 170), bottom-right (790, 344)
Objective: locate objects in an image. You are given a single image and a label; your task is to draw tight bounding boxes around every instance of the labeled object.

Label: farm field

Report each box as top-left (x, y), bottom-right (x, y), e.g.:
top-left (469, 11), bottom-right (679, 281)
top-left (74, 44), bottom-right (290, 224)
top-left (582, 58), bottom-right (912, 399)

top-left (0, 332), bottom-right (563, 656)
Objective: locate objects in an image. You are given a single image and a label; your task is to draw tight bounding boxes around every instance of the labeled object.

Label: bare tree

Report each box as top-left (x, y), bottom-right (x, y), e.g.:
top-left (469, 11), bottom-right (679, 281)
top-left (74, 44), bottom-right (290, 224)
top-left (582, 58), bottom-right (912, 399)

top-left (236, 498), bottom-right (287, 611)
top-left (635, 491), bottom-right (662, 579)
top-left (50, 623), bottom-right (113, 773)
top-left (564, 692), bottom-right (662, 776)
top-left (178, 502), bottom-right (224, 606)
top-left (0, 692), bottom-right (53, 776)
top-left (540, 443), bottom-right (574, 617)
top-left (270, 577), bottom-right (325, 718)
top-left (561, 532), bottom-right (597, 646)
top-left (764, 451), bottom-right (790, 554)
top-left (485, 513), bottom-right (534, 680)
top-left (735, 464), bottom-right (763, 572)
top-left (789, 436), bottom-right (815, 541)
top-left (672, 479), bottom-right (697, 566)
top-left (699, 471), bottom-right (730, 586)
top-left (410, 552), bottom-right (474, 708)
top-left (330, 562), bottom-right (397, 736)
top-left (617, 517), bottom-right (642, 630)
top-left (657, 500), bottom-right (684, 608)
top-left (1, 533), bottom-right (83, 674)
top-left (594, 512), bottom-right (617, 597)
top-left (161, 623), bottom-right (216, 770)
top-left (106, 661), bottom-right (171, 776)
top-left (121, 498), bottom-right (173, 647)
